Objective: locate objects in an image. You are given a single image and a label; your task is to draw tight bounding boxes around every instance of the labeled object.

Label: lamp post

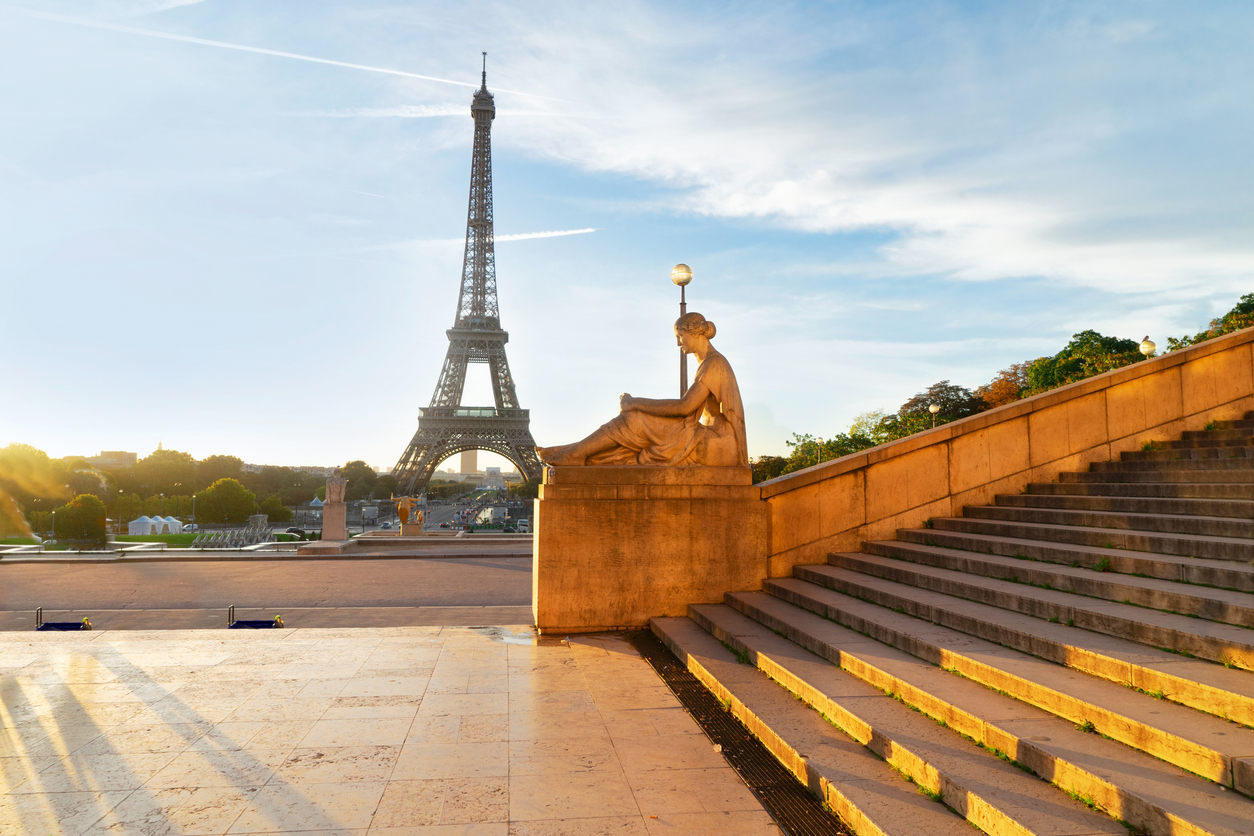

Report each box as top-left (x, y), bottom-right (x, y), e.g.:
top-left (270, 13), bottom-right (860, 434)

top-left (118, 489), bottom-right (124, 535)
top-left (192, 494), bottom-right (197, 528)
top-left (929, 403), bottom-right (941, 428)
top-left (816, 437), bottom-right (824, 466)
top-left (671, 263), bottom-right (693, 395)
top-left (160, 492), bottom-right (164, 517)
top-left (1139, 336), bottom-right (1156, 360)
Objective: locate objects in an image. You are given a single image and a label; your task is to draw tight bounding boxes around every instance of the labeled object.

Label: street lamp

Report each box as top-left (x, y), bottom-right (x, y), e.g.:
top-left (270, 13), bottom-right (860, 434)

top-left (191, 494), bottom-right (197, 528)
top-left (671, 263), bottom-right (693, 395)
top-left (816, 437), bottom-right (824, 466)
top-left (929, 403), bottom-right (941, 428)
top-left (118, 489), bottom-right (124, 535)
top-left (1139, 336), bottom-right (1156, 359)
top-left (160, 492), bottom-right (164, 517)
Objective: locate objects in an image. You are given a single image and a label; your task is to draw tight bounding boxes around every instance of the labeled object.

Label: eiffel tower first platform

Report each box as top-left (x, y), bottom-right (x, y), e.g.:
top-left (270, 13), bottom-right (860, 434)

top-left (392, 60), bottom-right (542, 496)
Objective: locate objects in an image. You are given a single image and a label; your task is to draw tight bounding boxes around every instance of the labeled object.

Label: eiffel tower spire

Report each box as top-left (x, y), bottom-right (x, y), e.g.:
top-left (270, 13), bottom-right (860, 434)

top-left (392, 58), bottom-right (542, 496)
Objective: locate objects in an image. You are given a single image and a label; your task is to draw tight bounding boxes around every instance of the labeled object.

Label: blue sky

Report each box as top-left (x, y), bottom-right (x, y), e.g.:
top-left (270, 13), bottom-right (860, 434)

top-left (1, 1), bottom-right (1251, 472)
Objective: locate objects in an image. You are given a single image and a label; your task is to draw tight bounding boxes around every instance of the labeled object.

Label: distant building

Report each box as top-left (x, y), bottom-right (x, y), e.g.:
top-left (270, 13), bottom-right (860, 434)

top-left (485, 467), bottom-right (505, 489)
top-left (242, 463), bottom-right (264, 474)
top-left (86, 451), bottom-right (137, 468)
top-left (293, 466), bottom-right (337, 477)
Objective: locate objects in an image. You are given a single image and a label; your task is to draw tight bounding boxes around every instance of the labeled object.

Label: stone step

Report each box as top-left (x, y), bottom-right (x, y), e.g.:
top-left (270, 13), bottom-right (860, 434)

top-left (862, 539), bottom-right (1254, 720)
top-left (706, 592), bottom-right (1254, 836)
top-left (802, 556), bottom-right (1254, 669)
top-left (934, 515), bottom-right (1254, 561)
top-left (1216, 419), bottom-right (1254, 430)
top-left (997, 492), bottom-right (1254, 519)
top-left (1122, 446), bottom-right (1254, 461)
top-left (754, 576), bottom-right (1254, 792)
top-left (864, 539), bottom-right (1254, 627)
top-left (1029, 481), bottom-right (1254, 500)
top-left (1060, 469), bottom-right (1254, 484)
top-left (898, 526), bottom-right (1254, 591)
top-left (965, 504), bottom-right (1254, 539)
top-left (1091, 457), bottom-right (1254, 472)
top-left (651, 616), bottom-right (978, 836)
top-left (1181, 428), bottom-right (1254, 442)
top-left (662, 608), bottom-right (1133, 836)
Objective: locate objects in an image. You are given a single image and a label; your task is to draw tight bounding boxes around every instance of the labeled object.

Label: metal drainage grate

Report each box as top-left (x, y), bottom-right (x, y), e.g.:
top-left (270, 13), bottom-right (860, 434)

top-left (628, 630), bottom-right (851, 836)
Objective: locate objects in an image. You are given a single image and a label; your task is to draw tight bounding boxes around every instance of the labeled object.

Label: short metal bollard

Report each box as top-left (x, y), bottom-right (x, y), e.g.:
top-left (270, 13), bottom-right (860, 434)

top-left (35, 607), bottom-right (91, 631)
top-left (227, 605), bottom-right (283, 629)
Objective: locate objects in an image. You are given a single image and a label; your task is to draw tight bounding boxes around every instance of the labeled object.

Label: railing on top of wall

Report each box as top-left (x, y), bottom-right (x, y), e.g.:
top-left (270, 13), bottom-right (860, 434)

top-left (757, 325), bottom-right (1254, 578)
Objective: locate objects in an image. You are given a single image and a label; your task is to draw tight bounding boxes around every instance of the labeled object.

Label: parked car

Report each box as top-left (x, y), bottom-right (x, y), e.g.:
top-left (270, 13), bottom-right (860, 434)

top-left (182, 524), bottom-right (199, 532)
top-left (439, 522), bottom-right (451, 528)
top-left (286, 528), bottom-right (306, 536)
top-left (380, 522), bottom-right (391, 529)
top-left (502, 525), bottom-right (516, 533)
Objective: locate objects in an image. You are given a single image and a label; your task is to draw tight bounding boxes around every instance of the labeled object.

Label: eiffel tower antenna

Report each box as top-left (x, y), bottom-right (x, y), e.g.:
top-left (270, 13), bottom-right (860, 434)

top-left (392, 57), bottom-right (542, 496)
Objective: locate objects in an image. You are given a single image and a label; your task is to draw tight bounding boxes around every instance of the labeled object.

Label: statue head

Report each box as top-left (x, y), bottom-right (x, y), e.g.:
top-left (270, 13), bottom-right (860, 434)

top-left (674, 311), bottom-right (716, 351)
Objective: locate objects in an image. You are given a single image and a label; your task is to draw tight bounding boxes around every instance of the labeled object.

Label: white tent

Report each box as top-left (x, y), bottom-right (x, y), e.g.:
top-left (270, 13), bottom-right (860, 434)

top-left (309, 497), bottom-right (323, 507)
top-left (127, 515), bottom-right (153, 535)
top-left (159, 516), bottom-right (182, 534)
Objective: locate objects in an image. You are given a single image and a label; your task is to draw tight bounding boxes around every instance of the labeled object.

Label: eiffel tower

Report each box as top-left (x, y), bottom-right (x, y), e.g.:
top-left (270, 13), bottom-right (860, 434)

top-left (392, 57), bottom-right (543, 496)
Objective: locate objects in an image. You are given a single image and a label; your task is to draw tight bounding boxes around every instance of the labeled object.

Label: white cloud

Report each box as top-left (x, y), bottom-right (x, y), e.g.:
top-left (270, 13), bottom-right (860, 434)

top-left (485, 3), bottom-right (1254, 296)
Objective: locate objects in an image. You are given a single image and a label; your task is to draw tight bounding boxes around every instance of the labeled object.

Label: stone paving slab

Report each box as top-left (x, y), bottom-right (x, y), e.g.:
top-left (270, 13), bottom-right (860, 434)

top-left (0, 607), bottom-right (536, 631)
top-left (0, 626), bottom-right (779, 835)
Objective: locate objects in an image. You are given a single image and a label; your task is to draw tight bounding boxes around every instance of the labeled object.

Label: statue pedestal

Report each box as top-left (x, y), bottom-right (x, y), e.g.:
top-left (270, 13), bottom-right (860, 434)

top-left (400, 523), bottom-right (426, 536)
top-left (533, 466), bottom-right (768, 633)
top-left (322, 502), bottom-right (348, 541)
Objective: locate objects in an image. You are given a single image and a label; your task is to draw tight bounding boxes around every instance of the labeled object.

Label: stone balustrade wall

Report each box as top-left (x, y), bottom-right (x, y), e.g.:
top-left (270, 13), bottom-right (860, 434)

top-left (758, 326), bottom-right (1254, 578)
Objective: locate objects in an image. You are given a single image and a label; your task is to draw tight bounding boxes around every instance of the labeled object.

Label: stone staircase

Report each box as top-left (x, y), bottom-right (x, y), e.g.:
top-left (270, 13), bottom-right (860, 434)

top-left (654, 414), bottom-right (1254, 836)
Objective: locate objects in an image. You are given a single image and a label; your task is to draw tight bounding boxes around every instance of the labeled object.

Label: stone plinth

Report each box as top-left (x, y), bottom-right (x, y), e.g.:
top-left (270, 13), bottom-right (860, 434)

top-left (533, 466), bottom-right (769, 633)
top-left (400, 523), bottom-right (426, 536)
top-left (322, 502), bottom-right (347, 541)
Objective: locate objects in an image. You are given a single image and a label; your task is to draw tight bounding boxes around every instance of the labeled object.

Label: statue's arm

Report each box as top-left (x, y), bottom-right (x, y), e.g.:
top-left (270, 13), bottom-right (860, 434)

top-left (622, 381), bottom-right (710, 418)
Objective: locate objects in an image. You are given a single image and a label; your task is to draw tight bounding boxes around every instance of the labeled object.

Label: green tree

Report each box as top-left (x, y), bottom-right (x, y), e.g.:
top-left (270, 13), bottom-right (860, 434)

top-left (132, 447), bottom-right (198, 497)
top-left (375, 473), bottom-right (398, 497)
top-left (898, 381), bottom-right (986, 423)
top-left (198, 455), bottom-right (244, 487)
top-left (198, 478), bottom-right (258, 524)
top-left (1168, 293), bottom-right (1254, 351)
top-left (54, 494), bottom-right (107, 546)
top-left (341, 461), bottom-right (377, 486)
top-left (0, 443), bottom-right (67, 510)
top-left (258, 494), bottom-right (293, 523)
top-left (508, 478), bottom-right (540, 500)
top-left (1024, 331), bottom-right (1140, 394)
top-left (751, 456), bottom-right (788, 483)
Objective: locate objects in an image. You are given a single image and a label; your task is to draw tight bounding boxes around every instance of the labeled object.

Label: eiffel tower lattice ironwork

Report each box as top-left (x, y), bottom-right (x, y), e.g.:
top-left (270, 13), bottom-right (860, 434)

top-left (392, 58), bottom-right (542, 496)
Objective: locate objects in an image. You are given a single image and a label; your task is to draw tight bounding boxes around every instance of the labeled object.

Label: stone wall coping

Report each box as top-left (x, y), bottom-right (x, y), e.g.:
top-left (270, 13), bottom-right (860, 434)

top-left (758, 324), bottom-right (1254, 499)
top-left (544, 465), bottom-right (753, 487)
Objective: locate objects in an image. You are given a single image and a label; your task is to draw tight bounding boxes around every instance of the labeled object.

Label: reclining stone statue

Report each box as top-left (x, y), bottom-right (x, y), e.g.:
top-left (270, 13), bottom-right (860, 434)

top-left (536, 312), bottom-right (748, 467)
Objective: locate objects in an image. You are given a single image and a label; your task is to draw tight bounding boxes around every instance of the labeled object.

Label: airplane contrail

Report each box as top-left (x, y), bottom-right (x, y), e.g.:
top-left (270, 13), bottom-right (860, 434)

top-left (496, 228), bottom-right (596, 242)
top-left (357, 228), bottom-right (597, 252)
top-left (19, 10), bottom-right (557, 100)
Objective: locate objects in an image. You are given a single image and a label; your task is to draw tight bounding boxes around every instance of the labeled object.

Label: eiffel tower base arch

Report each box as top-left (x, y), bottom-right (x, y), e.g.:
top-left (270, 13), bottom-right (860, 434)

top-left (393, 409), bottom-right (542, 496)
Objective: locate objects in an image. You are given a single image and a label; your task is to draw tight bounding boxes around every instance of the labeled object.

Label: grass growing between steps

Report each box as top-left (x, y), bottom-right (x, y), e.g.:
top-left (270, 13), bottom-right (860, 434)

top-left (720, 639), bottom-right (750, 664)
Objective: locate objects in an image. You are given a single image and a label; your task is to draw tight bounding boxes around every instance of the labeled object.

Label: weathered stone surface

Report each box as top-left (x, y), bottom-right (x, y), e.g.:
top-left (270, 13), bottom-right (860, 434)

top-left (533, 467), bottom-right (767, 633)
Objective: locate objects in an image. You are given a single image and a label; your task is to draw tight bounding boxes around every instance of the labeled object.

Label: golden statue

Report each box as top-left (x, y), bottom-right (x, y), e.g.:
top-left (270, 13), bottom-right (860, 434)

top-left (536, 312), bottom-right (748, 467)
top-left (393, 496), bottom-right (423, 527)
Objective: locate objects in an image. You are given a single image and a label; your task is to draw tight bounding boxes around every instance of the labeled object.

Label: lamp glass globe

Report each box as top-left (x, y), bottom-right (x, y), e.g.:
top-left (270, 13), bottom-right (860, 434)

top-left (670, 264), bottom-right (693, 286)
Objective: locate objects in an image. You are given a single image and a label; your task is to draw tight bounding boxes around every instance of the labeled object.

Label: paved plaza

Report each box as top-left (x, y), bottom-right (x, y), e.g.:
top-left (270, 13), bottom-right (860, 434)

top-left (0, 625), bottom-right (779, 835)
